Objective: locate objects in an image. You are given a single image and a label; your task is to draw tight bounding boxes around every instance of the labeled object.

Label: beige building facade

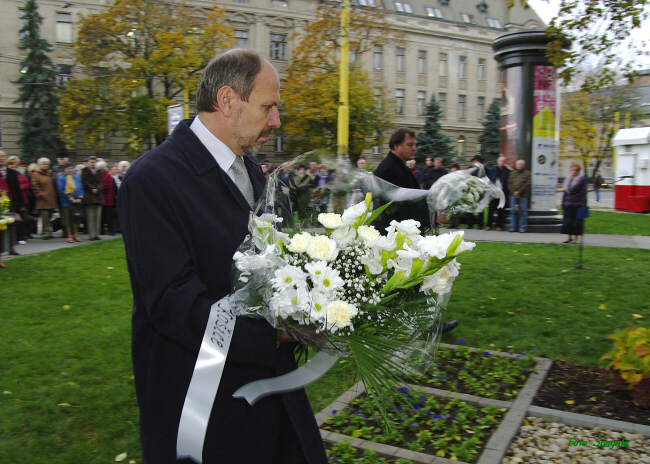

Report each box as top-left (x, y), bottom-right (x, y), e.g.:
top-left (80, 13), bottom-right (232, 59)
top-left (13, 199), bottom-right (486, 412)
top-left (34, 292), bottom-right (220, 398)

top-left (0, 0), bottom-right (543, 165)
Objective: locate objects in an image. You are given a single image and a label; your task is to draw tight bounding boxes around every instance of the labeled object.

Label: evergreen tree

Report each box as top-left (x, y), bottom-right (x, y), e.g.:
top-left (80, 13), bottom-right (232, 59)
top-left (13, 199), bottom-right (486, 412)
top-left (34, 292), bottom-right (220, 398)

top-left (478, 98), bottom-right (501, 167)
top-left (416, 95), bottom-right (454, 167)
top-left (13, 0), bottom-right (65, 162)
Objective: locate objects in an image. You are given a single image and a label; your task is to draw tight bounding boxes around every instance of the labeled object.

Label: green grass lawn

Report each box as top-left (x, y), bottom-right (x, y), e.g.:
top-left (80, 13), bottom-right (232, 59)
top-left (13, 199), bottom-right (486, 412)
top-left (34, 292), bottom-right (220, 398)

top-left (579, 210), bottom-right (649, 236)
top-left (1, 237), bottom-right (649, 463)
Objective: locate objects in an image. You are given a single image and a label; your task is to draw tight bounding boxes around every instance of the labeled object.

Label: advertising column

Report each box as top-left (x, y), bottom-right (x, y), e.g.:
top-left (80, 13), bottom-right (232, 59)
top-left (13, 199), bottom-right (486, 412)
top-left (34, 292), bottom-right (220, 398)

top-left (531, 66), bottom-right (559, 210)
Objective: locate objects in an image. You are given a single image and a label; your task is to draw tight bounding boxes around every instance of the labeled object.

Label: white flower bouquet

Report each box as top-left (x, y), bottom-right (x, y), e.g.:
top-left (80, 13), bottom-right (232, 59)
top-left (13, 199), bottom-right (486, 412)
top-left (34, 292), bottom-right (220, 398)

top-left (427, 168), bottom-right (505, 216)
top-left (231, 163), bottom-right (475, 416)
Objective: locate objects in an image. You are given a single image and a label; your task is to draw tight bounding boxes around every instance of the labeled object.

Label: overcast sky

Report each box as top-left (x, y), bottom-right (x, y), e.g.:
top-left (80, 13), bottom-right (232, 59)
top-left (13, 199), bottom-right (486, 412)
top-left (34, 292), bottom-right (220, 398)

top-left (526, 0), bottom-right (650, 69)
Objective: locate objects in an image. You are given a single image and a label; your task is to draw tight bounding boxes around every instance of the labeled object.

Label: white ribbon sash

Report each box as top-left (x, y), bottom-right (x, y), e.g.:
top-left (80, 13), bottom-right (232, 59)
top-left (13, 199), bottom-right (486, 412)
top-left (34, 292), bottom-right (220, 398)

top-left (176, 297), bottom-right (339, 463)
top-left (176, 298), bottom-right (237, 463)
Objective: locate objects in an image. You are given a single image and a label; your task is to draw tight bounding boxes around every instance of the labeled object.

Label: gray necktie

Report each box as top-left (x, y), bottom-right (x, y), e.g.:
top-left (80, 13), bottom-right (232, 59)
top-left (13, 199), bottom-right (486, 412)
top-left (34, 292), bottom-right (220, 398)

top-left (230, 156), bottom-right (255, 207)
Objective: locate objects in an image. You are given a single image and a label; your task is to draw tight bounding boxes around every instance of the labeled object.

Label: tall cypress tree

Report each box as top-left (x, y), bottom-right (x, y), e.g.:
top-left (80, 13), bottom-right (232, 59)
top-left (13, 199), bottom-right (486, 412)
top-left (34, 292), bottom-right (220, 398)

top-left (416, 94), bottom-right (454, 167)
top-left (13, 0), bottom-right (65, 162)
top-left (478, 98), bottom-right (501, 167)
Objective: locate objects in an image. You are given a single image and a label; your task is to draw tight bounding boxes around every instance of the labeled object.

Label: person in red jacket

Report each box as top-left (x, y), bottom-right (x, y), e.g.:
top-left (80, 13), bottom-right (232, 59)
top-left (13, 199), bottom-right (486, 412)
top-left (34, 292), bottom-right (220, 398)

top-left (97, 161), bottom-right (118, 235)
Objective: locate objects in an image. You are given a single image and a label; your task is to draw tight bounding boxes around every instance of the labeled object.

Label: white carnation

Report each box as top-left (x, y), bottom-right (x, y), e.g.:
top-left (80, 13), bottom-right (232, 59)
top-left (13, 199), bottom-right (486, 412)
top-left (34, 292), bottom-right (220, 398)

top-left (341, 200), bottom-right (369, 226)
top-left (318, 213), bottom-right (344, 229)
top-left (357, 225), bottom-right (381, 247)
top-left (420, 259), bottom-right (460, 295)
top-left (306, 235), bottom-right (338, 261)
top-left (287, 232), bottom-right (312, 253)
top-left (389, 219), bottom-right (421, 237)
top-left (331, 226), bottom-right (356, 247)
top-left (323, 300), bottom-right (359, 333)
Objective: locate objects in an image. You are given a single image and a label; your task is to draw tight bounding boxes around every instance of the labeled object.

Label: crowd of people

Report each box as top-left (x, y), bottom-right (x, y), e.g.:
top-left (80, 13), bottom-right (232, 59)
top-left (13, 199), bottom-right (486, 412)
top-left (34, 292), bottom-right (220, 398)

top-left (0, 150), bottom-right (130, 268)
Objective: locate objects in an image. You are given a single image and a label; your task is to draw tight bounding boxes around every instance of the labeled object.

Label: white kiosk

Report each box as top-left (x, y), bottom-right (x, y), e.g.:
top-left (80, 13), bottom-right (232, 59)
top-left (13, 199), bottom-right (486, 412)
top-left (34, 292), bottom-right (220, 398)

top-left (611, 127), bottom-right (650, 212)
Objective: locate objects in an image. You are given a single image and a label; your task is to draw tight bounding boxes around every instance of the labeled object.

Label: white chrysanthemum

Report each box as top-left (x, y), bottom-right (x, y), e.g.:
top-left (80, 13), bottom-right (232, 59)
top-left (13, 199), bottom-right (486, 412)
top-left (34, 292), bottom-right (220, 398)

top-left (323, 300), bottom-right (359, 333)
top-left (308, 290), bottom-right (330, 322)
top-left (287, 232), bottom-right (312, 253)
top-left (331, 226), bottom-right (357, 248)
top-left (305, 260), bottom-right (328, 277)
top-left (357, 225), bottom-right (381, 247)
top-left (270, 285), bottom-right (310, 319)
top-left (318, 213), bottom-right (344, 229)
top-left (312, 266), bottom-right (345, 292)
top-left (341, 200), bottom-right (369, 226)
top-left (306, 235), bottom-right (338, 261)
top-left (420, 259), bottom-right (461, 295)
top-left (270, 265), bottom-right (307, 290)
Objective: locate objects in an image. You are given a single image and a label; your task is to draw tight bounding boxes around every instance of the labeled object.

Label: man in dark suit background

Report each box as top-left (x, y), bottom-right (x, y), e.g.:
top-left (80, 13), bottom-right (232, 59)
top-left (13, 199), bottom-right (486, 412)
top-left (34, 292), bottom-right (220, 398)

top-left (118, 50), bottom-right (326, 464)
top-left (372, 128), bottom-right (458, 335)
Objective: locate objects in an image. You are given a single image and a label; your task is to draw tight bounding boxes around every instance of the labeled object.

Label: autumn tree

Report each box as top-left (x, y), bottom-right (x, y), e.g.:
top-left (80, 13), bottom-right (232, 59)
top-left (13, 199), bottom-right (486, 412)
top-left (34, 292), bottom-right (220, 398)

top-left (415, 95), bottom-right (454, 167)
top-left (543, 0), bottom-right (649, 90)
top-left (59, 0), bottom-right (234, 157)
top-left (14, 0), bottom-right (66, 161)
top-left (478, 99), bottom-right (501, 167)
top-left (281, 3), bottom-right (397, 160)
top-left (560, 82), bottom-right (643, 176)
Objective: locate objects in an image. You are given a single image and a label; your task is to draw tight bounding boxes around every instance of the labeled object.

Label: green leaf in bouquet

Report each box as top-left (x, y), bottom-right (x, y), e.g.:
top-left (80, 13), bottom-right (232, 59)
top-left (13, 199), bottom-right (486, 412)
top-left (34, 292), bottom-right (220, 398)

top-left (381, 270), bottom-right (406, 294)
top-left (362, 201), bottom-right (393, 227)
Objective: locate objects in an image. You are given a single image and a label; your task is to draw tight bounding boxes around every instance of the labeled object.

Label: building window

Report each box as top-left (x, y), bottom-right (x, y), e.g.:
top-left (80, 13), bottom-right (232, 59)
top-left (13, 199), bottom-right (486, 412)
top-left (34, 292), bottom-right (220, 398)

top-left (439, 53), bottom-right (447, 76)
top-left (372, 145), bottom-right (381, 155)
top-left (56, 12), bottom-right (72, 43)
top-left (457, 135), bottom-right (465, 157)
top-left (271, 0), bottom-right (288, 8)
top-left (233, 0), bottom-right (250, 3)
top-left (458, 95), bottom-right (466, 119)
top-left (275, 135), bottom-right (285, 152)
top-left (425, 7), bottom-right (443, 18)
top-left (396, 89), bottom-right (405, 115)
top-left (438, 92), bottom-right (446, 117)
top-left (417, 50), bottom-right (426, 74)
top-left (477, 142), bottom-right (482, 155)
top-left (57, 64), bottom-right (73, 86)
top-left (478, 58), bottom-right (486, 81)
top-left (417, 91), bottom-right (426, 116)
top-left (234, 30), bottom-right (249, 48)
top-left (270, 34), bottom-right (287, 60)
top-left (396, 47), bottom-right (405, 72)
top-left (373, 46), bottom-right (383, 69)
top-left (394, 1), bottom-right (412, 13)
top-left (487, 18), bottom-right (501, 28)
top-left (478, 96), bottom-right (485, 120)
top-left (460, 13), bottom-right (473, 23)
top-left (459, 56), bottom-right (467, 79)
top-left (359, 0), bottom-right (376, 5)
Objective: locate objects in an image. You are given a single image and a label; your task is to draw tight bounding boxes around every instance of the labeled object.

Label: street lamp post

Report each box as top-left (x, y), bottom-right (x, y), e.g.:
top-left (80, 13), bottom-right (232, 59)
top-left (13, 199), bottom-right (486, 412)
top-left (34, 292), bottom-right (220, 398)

top-left (337, 0), bottom-right (350, 160)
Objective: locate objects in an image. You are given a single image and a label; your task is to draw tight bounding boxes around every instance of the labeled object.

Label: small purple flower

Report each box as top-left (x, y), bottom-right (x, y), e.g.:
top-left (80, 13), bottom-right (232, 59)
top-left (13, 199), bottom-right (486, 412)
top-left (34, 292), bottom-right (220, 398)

top-left (427, 410), bottom-right (433, 417)
top-left (410, 424), bottom-right (417, 429)
top-left (419, 395), bottom-right (426, 401)
top-left (355, 411), bottom-right (360, 415)
top-left (524, 368), bottom-right (530, 374)
top-left (332, 410), bottom-right (338, 416)
top-left (459, 338), bottom-right (466, 345)
top-left (439, 374), bottom-right (445, 380)
top-left (433, 414), bottom-right (442, 419)
top-left (531, 349), bottom-right (537, 352)
top-left (483, 351), bottom-right (490, 358)
top-left (501, 382), bottom-right (508, 388)
top-left (414, 404), bottom-right (422, 410)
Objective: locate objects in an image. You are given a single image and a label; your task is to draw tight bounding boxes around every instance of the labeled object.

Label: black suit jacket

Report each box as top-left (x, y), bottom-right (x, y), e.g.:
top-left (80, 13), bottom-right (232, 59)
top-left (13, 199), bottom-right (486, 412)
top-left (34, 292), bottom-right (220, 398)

top-left (372, 151), bottom-right (431, 231)
top-left (3, 168), bottom-right (24, 211)
top-left (118, 119), bottom-right (325, 464)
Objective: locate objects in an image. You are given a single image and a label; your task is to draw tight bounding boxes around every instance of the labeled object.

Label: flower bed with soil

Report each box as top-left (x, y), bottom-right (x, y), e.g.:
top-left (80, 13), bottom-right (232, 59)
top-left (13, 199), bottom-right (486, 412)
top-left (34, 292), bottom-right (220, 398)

top-left (406, 342), bottom-right (537, 401)
top-left (325, 440), bottom-right (416, 463)
top-left (532, 359), bottom-right (650, 426)
top-left (321, 388), bottom-right (506, 463)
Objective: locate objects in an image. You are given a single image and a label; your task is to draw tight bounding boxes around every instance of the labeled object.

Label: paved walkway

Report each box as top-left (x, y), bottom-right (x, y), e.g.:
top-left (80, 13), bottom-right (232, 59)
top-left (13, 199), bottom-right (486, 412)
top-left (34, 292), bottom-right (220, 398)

top-left (3, 219), bottom-right (649, 263)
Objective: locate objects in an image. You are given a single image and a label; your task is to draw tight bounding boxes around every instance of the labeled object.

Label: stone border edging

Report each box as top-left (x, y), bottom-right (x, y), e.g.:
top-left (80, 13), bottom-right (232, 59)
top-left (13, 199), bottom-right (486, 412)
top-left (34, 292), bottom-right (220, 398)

top-left (527, 405), bottom-right (650, 436)
top-left (316, 347), bottom-right (553, 464)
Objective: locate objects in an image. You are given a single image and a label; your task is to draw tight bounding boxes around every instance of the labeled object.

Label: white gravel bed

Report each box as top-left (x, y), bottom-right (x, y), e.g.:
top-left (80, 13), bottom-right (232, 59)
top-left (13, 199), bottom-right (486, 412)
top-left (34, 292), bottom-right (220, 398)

top-left (501, 416), bottom-right (650, 464)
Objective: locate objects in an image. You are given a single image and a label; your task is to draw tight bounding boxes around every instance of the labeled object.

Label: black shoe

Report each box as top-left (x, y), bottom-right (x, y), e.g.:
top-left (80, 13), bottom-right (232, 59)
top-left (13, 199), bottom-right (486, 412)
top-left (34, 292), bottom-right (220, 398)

top-left (441, 320), bottom-right (459, 334)
top-left (9, 250), bottom-right (20, 256)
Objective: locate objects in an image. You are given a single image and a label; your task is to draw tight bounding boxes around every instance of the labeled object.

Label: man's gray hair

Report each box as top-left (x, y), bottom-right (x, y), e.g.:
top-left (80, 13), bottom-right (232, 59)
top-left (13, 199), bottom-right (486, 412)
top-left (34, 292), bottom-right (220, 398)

top-left (195, 49), bottom-right (265, 113)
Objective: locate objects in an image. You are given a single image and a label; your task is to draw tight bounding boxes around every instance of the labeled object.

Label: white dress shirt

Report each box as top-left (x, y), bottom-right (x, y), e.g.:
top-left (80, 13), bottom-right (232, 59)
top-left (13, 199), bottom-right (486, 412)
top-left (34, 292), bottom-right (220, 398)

top-left (189, 116), bottom-right (238, 183)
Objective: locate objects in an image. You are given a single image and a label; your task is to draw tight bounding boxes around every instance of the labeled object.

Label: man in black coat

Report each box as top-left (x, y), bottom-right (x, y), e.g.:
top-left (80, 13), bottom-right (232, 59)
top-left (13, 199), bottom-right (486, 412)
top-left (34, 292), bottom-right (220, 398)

top-left (422, 157), bottom-right (447, 190)
top-left (486, 156), bottom-right (510, 230)
top-left (372, 128), bottom-right (459, 335)
top-left (373, 128), bottom-right (430, 231)
top-left (117, 50), bottom-right (326, 464)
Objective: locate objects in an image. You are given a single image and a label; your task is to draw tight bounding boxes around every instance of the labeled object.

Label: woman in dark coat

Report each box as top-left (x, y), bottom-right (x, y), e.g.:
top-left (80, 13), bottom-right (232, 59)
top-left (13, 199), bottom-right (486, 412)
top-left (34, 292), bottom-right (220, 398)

top-left (561, 162), bottom-right (588, 244)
